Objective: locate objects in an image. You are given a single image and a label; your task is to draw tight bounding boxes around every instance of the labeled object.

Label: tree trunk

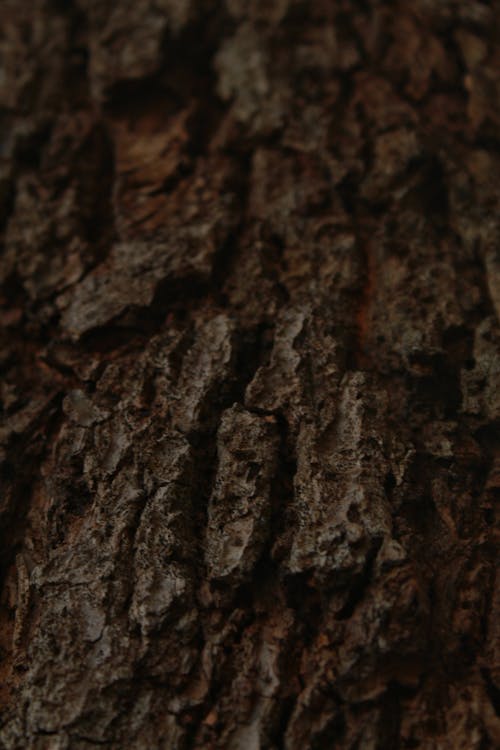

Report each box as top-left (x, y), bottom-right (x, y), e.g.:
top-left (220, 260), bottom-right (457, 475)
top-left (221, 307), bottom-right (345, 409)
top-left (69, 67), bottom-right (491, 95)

top-left (0, 1), bottom-right (499, 748)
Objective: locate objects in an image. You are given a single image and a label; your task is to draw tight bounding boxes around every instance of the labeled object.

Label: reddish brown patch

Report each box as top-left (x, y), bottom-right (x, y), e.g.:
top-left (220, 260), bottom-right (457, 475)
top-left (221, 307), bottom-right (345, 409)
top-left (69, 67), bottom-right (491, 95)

top-left (0, 563), bottom-right (16, 708)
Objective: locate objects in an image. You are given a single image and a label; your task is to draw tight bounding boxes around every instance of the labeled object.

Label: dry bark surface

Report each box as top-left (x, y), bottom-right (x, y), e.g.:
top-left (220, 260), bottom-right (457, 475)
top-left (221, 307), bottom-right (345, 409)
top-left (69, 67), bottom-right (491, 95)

top-left (0, 1), bottom-right (499, 748)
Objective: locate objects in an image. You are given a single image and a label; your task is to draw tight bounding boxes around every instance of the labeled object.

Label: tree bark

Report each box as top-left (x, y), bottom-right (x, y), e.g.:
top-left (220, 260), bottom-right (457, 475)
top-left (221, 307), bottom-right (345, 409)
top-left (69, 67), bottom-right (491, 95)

top-left (0, 1), bottom-right (499, 748)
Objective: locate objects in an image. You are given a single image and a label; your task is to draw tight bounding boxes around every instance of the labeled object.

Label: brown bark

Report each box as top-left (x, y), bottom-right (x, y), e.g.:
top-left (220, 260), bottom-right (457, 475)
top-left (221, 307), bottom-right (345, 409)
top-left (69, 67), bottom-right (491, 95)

top-left (0, 1), bottom-right (499, 748)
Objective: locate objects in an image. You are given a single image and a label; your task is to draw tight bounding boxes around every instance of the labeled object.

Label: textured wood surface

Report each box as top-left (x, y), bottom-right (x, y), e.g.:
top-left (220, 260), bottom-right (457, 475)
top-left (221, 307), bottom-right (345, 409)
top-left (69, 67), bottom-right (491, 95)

top-left (0, 1), bottom-right (499, 747)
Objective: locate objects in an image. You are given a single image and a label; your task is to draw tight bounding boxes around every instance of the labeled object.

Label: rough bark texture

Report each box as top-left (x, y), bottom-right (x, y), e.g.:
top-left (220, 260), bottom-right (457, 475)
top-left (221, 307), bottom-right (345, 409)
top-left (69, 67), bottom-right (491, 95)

top-left (0, 1), bottom-right (499, 748)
